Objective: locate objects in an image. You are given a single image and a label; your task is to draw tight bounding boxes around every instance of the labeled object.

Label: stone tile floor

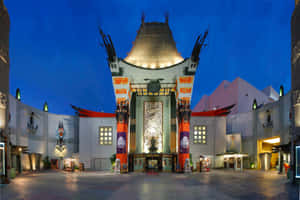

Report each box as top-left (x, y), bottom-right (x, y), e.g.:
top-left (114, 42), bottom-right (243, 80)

top-left (0, 169), bottom-right (298, 200)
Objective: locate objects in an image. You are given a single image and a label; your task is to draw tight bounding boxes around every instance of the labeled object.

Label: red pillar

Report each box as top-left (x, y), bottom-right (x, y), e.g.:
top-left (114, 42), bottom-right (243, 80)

top-left (116, 101), bottom-right (129, 172)
top-left (177, 100), bottom-right (191, 171)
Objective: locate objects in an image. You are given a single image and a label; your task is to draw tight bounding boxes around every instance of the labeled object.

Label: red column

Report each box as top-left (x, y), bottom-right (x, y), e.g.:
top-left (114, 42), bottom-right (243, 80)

top-left (116, 101), bottom-right (129, 172)
top-left (177, 100), bottom-right (191, 171)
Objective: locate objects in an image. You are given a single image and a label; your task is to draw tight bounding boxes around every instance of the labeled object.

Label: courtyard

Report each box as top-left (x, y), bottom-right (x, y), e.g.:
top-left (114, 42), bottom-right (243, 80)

top-left (0, 170), bottom-right (298, 200)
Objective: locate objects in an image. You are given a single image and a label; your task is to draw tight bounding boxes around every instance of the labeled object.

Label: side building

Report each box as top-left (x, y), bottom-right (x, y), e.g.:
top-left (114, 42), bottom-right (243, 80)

top-left (0, 0), bottom-right (10, 183)
top-left (8, 94), bottom-right (79, 172)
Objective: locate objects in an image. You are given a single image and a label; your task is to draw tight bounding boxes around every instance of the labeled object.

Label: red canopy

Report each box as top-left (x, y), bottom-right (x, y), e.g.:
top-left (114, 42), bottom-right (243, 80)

top-left (191, 104), bottom-right (235, 117)
top-left (71, 104), bottom-right (234, 118)
top-left (71, 105), bottom-right (116, 118)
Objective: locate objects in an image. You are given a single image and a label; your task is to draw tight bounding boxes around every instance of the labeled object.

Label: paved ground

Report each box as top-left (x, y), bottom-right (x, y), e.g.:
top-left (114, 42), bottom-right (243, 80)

top-left (0, 169), bottom-right (298, 200)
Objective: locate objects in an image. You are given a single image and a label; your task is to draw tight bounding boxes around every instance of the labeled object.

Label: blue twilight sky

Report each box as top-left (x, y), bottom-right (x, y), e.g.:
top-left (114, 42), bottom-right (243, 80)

top-left (5, 0), bottom-right (295, 115)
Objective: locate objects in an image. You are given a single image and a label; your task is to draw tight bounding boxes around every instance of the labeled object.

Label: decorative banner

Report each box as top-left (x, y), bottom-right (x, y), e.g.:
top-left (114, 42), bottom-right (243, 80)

top-left (180, 132), bottom-right (189, 153)
top-left (117, 132), bottom-right (126, 154)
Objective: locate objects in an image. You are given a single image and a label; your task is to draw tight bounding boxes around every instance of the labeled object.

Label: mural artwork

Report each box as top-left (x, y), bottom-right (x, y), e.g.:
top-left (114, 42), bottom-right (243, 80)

top-left (144, 102), bottom-right (163, 153)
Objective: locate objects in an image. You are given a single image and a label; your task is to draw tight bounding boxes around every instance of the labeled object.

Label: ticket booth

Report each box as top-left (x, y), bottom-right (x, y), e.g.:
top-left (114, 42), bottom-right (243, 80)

top-left (0, 142), bottom-right (5, 176)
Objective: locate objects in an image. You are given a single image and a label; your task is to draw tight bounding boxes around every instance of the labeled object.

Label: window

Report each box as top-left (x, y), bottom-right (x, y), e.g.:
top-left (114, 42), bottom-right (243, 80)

top-left (99, 127), bottom-right (113, 145)
top-left (193, 126), bottom-right (207, 144)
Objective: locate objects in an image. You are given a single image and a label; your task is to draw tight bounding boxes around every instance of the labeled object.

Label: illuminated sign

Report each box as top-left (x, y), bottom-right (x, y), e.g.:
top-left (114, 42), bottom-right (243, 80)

top-left (296, 146), bottom-right (300, 179)
top-left (0, 142), bottom-right (5, 175)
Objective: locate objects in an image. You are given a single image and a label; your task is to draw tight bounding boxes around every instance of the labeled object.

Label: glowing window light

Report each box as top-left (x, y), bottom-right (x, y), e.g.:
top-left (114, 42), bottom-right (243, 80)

top-left (99, 126), bottom-right (113, 145)
top-left (263, 137), bottom-right (280, 144)
top-left (223, 154), bottom-right (247, 158)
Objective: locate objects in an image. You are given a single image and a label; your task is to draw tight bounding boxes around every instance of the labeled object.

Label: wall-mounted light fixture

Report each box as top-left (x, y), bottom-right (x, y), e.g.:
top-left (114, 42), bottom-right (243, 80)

top-left (16, 88), bottom-right (21, 101)
top-left (279, 85), bottom-right (284, 97)
top-left (252, 99), bottom-right (257, 110)
top-left (43, 102), bottom-right (48, 112)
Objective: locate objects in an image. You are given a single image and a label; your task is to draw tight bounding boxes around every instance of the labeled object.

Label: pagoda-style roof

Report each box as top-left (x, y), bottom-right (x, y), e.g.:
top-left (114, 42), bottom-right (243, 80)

top-left (71, 104), bottom-right (234, 118)
top-left (124, 21), bottom-right (183, 69)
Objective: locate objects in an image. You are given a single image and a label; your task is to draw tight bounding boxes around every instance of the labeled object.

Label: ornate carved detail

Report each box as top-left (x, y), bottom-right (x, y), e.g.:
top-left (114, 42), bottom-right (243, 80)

top-left (116, 100), bottom-right (129, 123)
top-left (56, 121), bottom-right (66, 152)
top-left (0, 91), bottom-right (7, 109)
top-left (293, 90), bottom-right (300, 105)
top-left (292, 41), bottom-right (300, 65)
top-left (98, 28), bottom-right (117, 63)
top-left (191, 29), bottom-right (208, 62)
top-left (177, 100), bottom-right (191, 123)
top-left (27, 112), bottom-right (38, 134)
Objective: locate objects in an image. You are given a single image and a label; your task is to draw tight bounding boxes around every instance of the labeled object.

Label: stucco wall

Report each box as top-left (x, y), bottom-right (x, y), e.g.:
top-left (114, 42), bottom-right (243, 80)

top-left (189, 116), bottom-right (226, 168)
top-left (8, 95), bottom-right (78, 160)
top-left (79, 117), bottom-right (116, 169)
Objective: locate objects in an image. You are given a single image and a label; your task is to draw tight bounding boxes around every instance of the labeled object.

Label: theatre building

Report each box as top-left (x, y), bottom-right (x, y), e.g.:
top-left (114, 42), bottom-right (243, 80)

top-left (2, 10), bottom-right (295, 176)
top-left (76, 16), bottom-right (229, 172)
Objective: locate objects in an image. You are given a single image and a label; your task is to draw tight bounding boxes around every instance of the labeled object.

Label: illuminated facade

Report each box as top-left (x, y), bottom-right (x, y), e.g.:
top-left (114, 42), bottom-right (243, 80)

top-left (99, 16), bottom-right (209, 172)
top-left (2, 5), bottom-right (296, 177)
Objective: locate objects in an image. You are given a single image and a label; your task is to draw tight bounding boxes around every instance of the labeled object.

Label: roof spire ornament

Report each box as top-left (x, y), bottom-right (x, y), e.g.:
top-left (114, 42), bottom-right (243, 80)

top-left (165, 12), bottom-right (169, 24)
top-left (191, 29), bottom-right (208, 62)
top-left (141, 12), bottom-right (145, 25)
top-left (98, 27), bottom-right (117, 63)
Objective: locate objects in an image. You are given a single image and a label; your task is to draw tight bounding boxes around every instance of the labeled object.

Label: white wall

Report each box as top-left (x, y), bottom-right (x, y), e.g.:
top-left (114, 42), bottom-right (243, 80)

top-left (79, 117), bottom-right (116, 169)
top-left (8, 95), bottom-right (77, 160)
top-left (189, 116), bottom-right (226, 168)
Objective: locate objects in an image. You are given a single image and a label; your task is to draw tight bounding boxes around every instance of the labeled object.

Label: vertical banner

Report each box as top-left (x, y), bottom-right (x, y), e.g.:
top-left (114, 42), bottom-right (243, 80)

top-left (179, 132), bottom-right (189, 153)
top-left (117, 132), bottom-right (127, 154)
top-left (116, 101), bottom-right (129, 172)
top-left (177, 100), bottom-right (191, 171)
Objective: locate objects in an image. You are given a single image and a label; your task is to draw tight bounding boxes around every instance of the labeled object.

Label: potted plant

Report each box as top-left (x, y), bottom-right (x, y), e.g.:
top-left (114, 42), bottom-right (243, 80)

top-left (110, 153), bottom-right (116, 172)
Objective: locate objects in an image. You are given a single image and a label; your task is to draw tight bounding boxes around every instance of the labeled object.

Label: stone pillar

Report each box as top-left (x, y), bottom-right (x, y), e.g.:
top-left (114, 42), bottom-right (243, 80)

top-left (177, 100), bottom-right (191, 172)
top-left (116, 101), bottom-right (129, 173)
